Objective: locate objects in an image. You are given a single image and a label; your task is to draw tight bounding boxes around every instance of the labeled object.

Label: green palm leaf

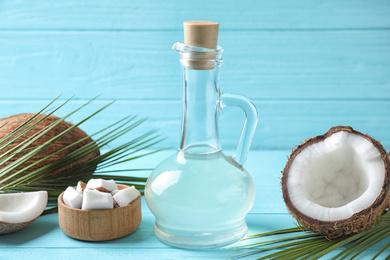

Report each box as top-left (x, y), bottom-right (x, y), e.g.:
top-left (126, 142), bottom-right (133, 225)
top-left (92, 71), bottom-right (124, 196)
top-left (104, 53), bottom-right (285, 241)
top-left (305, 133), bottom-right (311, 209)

top-left (0, 97), bottom-right (164, 213)
top-left (234, 211), bottom-right (390, 259)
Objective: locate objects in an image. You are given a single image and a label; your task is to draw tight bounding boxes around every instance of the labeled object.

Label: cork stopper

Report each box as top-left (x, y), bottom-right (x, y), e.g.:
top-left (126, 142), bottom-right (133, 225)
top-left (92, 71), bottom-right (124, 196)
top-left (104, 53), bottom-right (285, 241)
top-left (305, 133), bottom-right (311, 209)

top-left (182, 21), bottom-right (220, 70)
top-left (184, 21), bottom-right (219, 49)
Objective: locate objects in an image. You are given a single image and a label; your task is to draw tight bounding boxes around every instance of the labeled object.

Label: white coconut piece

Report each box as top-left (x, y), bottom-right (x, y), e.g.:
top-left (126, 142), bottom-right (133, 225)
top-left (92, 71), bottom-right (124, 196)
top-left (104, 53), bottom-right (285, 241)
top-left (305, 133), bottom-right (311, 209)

top-left (113, 186), bottom-right (139, 207)
top-left (111, 190), bottom-right (120, 196)
top-left (86, 178), bottom-right (118, 192)
top-left (0, 191), bottom-right (48, 223)
top-left (63, 186), bottom-right (83, 209)
top-left (82, 189), bottom-right (113, 210)
top-left (76, 181), bottom-right (86, 194)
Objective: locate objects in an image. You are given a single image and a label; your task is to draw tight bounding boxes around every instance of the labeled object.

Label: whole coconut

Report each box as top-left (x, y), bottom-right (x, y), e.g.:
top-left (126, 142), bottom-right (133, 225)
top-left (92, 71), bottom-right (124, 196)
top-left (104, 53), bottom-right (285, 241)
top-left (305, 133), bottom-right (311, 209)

top-left (0, 113), bottom-right (100, 182)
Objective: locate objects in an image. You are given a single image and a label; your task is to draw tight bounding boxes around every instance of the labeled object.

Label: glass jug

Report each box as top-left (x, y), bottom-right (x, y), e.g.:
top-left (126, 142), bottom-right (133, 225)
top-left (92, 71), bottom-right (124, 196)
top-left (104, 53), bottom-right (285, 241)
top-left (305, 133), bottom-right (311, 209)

top-left (145, 32), bottom-right (258, 248)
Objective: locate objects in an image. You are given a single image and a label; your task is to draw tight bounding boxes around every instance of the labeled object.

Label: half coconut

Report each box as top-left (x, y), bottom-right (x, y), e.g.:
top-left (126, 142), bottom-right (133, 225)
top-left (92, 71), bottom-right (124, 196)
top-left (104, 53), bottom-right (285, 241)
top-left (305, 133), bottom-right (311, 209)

top-left (0, 191), bottom-right (48, 234)
top-left (282, 126), bottom-right (390, 239)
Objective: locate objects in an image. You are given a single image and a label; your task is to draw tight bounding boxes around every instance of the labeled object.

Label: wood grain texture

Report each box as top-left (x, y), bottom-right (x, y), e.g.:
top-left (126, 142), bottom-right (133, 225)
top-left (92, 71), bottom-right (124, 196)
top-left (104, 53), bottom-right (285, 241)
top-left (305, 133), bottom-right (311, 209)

top-left (0, 0), bottom-right (389, 30)
top-left (0, 213), bottom-right (298, 247)
top-left (1, 150), bottom-right (389, 258)
top-left (0, 31), bottom-right (389, 100)
top-left (1, 247), bottom-right (384, 260)
top-left (0, 213), bottom-right (300, 259)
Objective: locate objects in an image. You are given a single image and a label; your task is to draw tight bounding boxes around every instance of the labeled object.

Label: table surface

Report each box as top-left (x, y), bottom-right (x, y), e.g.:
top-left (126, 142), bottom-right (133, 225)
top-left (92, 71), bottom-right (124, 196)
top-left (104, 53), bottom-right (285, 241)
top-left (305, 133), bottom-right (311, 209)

top-left (1, 150), bottom-right (389, 260)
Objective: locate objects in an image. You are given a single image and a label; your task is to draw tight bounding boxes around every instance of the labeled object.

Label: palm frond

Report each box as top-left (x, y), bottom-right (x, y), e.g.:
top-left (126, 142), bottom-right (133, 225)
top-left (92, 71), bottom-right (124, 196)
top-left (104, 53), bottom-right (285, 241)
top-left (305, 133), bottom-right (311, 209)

top-left (0, 97), bottom-right (163, 213)
top-left (234, 211), bottom-right (390, 259)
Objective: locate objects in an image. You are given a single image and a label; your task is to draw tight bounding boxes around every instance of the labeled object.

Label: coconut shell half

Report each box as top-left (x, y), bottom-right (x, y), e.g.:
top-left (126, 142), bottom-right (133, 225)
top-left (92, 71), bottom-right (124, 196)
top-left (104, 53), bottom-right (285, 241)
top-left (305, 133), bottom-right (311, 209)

top-left (282, 126), bottom-right (390, 239)
top-left (0, 191), bottom-right (48, 234)
top-left (0, 219), bottom-right (35, 234)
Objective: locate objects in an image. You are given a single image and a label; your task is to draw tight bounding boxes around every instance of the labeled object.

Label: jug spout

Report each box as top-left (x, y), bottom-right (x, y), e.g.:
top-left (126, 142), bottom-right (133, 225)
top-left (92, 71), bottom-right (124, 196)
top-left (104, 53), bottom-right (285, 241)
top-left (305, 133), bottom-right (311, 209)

top-left (176, 41), bottom-right (222, 153)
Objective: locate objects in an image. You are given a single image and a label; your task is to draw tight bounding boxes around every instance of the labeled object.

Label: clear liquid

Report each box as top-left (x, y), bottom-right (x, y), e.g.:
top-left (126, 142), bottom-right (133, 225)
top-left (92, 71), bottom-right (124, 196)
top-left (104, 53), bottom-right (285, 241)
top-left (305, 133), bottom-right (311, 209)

top-left (145, 148), bottom-right (255, 248)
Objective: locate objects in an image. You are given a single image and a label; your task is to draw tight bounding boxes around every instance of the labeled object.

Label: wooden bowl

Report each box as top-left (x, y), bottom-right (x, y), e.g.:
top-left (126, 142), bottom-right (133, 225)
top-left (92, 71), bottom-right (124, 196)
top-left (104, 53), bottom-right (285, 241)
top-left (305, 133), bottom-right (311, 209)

top-left (58, 184), bottom-right (142, 241)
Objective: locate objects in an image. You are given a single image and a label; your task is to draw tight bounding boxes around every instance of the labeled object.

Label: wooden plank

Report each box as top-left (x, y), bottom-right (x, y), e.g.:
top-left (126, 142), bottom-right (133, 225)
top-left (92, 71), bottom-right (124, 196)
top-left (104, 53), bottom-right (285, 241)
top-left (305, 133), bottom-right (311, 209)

top-left (0, 248), bottom-right (254, 260)
top-left (0, 99), bottom-right (388, 150)
top-left (1, 245), bottom-right (383, 260)
top-left (1, 243), bottom-right (384, 260)
top-left (0, 213), bottom-right (300, 259)
top-left (0, 0), bottom-right (389, 30)
top-left (0, 150), bottom-right (388, 258)
top-left (0, 213), bottom-right (387, 259)
top-left (0, 213), bottom-right (296, 249)
top-left (0, 30), bottom-right (389, 100)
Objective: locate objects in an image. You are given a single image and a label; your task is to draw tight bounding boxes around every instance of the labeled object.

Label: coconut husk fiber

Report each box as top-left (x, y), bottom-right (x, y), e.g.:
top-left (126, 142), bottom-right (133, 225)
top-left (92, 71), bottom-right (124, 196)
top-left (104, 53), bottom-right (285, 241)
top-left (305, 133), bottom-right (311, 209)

top-left (0, 113), bottom-right (100, 183)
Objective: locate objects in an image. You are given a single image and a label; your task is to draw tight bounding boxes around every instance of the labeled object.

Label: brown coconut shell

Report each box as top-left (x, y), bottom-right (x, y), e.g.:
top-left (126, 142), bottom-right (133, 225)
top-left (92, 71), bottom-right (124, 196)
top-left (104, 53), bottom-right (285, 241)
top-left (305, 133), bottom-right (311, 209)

top-left (0, 113), bottom-right (100, 183)
top-left (281, 126), bottom-right (390, 239)
top-left (0, 191), bottom-right (48, 234)
top-left (0, 220), bottom-right (34, 234)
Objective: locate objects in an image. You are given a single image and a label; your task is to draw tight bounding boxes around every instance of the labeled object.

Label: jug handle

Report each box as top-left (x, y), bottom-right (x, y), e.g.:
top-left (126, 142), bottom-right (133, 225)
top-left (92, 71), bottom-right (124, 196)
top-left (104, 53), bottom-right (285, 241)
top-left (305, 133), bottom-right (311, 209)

top-left (221, 93), bottom-right (258, 165)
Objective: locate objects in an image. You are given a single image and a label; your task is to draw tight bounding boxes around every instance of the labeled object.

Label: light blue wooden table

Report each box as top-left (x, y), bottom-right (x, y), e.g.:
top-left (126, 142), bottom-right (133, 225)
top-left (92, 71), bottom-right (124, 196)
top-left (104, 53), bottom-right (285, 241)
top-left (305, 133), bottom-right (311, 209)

top-left (0, 1), bottom-right (389, 259)
top-left (0, 150), bottom-right (292, 260)
top-left (1, 150), bottom-right (389, 259)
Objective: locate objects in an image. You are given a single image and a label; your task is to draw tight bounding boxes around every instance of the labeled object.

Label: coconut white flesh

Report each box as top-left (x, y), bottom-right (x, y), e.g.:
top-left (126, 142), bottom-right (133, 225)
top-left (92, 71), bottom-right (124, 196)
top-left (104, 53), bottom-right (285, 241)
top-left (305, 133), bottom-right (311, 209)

top-left (288, 131), bottom-right (385, 221)
top-left (0, 191), bottom-right (48, 223)
top-left (111, 190), bottom-right (119, 196)
top-left (86, 179), bottom-right (118, 192)
top-left (113, 186), bottom-right (138, 207)
top-left (63, 186), bottom-right (83, 209)
top-left (82, 189), bottom-right (113, 210)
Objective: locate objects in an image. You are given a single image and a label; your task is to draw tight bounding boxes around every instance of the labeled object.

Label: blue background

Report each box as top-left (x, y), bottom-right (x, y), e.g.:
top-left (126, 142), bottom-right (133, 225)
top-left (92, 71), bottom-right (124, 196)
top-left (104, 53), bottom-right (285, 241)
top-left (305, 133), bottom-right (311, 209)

top-left (0, 1), bottom-right (389, 259)
top-left (0, 0), bottom-right (389, 151)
